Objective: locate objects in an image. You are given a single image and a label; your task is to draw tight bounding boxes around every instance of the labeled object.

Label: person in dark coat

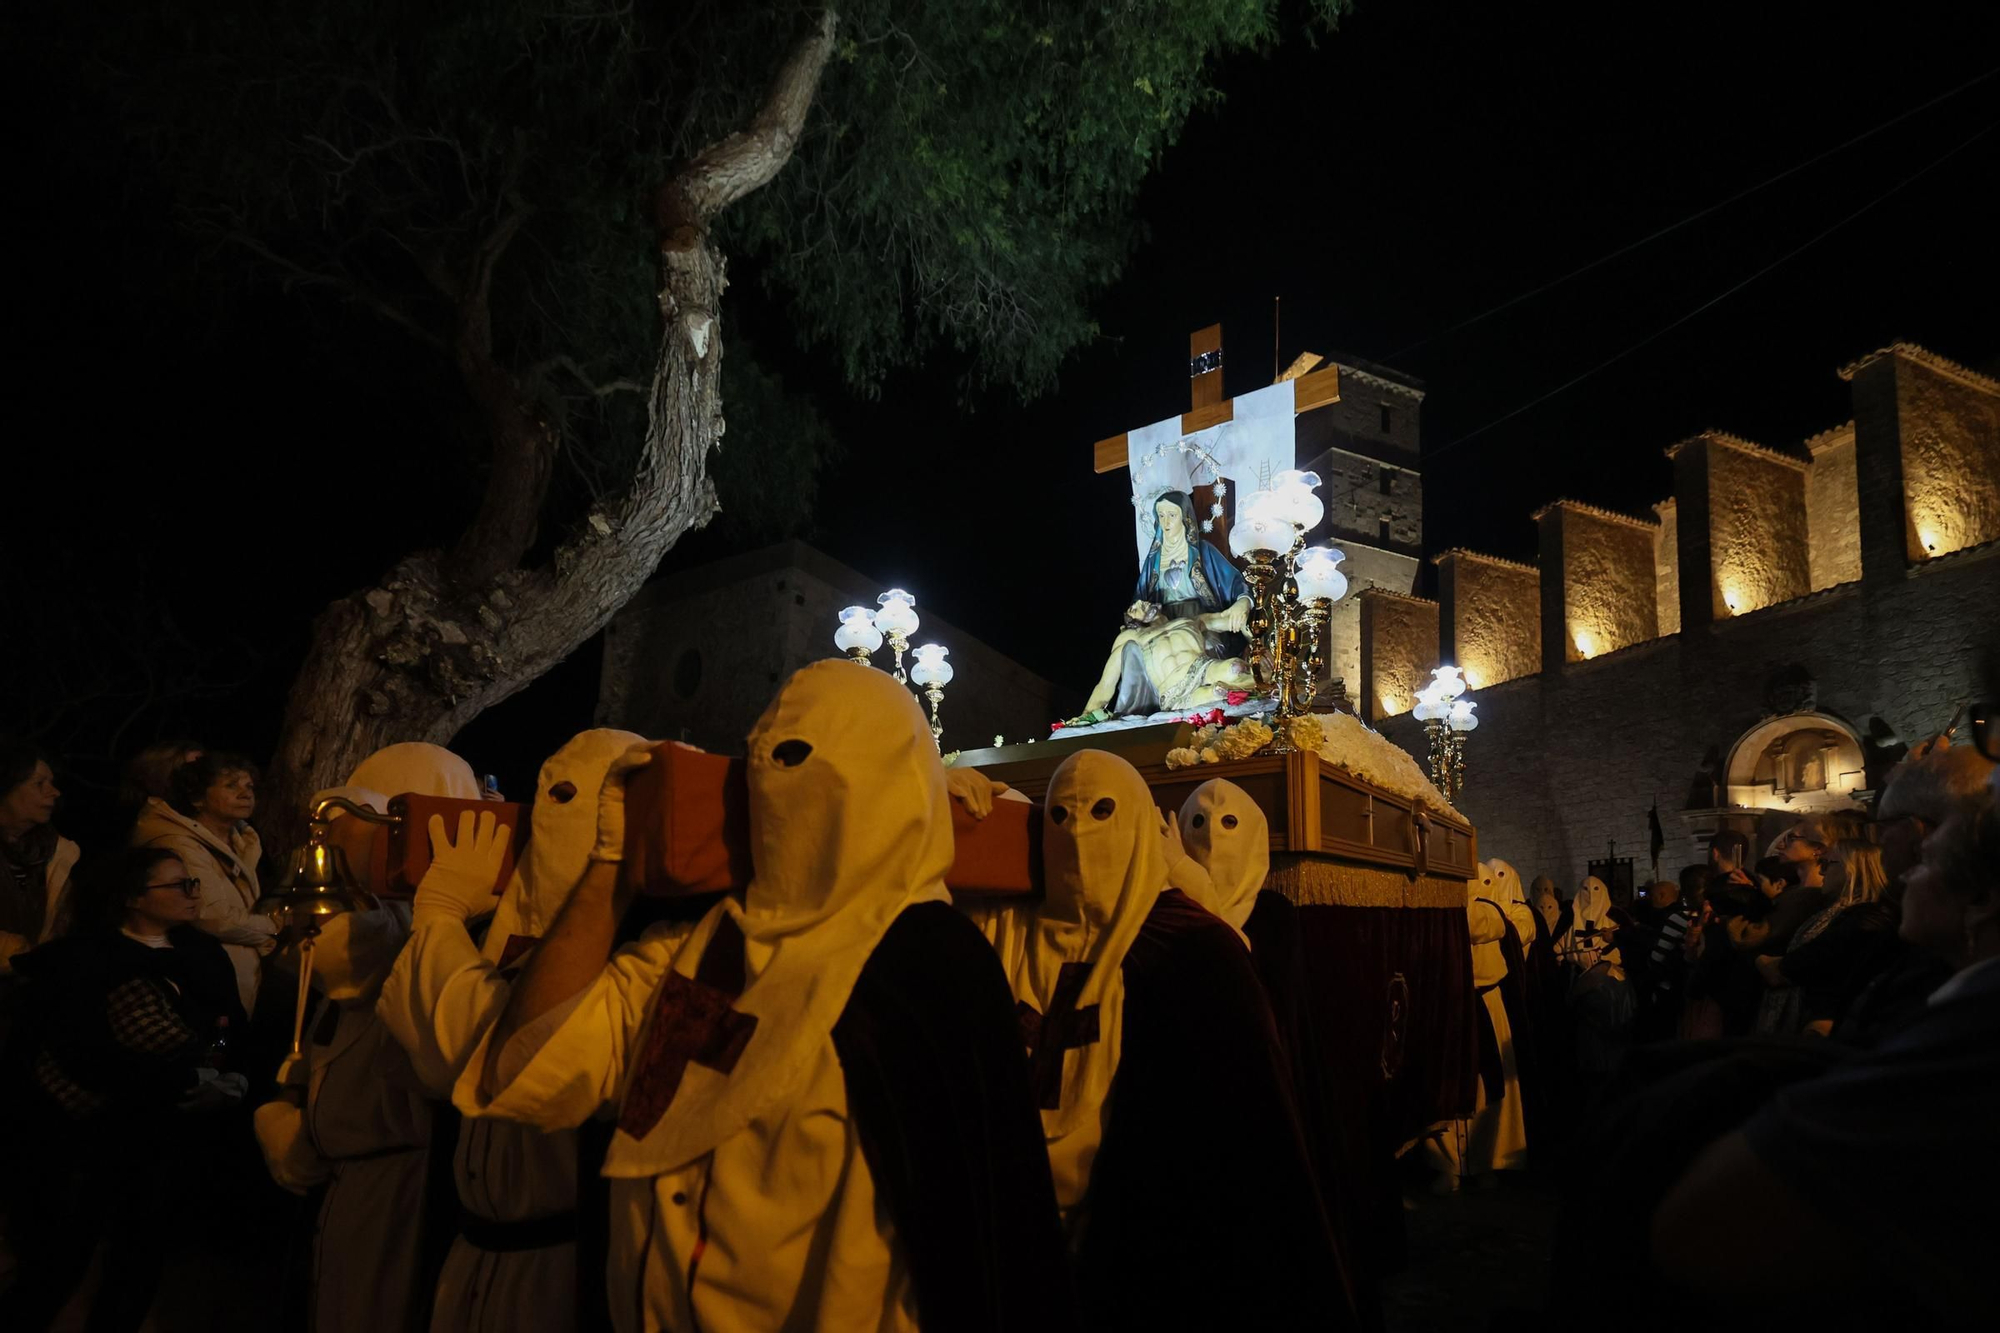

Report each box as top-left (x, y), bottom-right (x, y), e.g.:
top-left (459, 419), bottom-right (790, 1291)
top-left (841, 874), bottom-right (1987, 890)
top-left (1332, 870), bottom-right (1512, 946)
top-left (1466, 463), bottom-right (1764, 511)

top-left (0, 846), bottom-right (248, 1331)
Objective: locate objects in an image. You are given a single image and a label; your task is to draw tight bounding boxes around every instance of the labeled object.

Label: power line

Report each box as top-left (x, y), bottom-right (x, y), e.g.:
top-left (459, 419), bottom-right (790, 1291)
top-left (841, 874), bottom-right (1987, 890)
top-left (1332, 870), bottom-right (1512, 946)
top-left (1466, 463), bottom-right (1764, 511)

top-left (1424, 119), bottom-right (1996, 464)
top-left (1381, 63), bottom-right (2000, 362)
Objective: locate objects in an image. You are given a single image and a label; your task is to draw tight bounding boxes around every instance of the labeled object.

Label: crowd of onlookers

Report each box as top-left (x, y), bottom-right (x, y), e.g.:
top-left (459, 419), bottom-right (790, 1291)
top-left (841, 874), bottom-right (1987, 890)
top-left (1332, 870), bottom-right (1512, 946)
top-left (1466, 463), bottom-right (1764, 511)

top-left (1, 695), bottom-right (1995, 1330)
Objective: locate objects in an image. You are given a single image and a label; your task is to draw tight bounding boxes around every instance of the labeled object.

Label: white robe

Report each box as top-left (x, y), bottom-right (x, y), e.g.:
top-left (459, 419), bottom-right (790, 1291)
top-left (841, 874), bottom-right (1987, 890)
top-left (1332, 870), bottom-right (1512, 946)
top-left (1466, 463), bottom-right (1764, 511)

top-left (256, 1000), bottom-right (433, 1333)
top-left (457, 922), bottom-right (915, 1333)
top-left (1426, 897), bottom-right (1529, 1180)
top-left (380, 916), bottom-right (583, 1333)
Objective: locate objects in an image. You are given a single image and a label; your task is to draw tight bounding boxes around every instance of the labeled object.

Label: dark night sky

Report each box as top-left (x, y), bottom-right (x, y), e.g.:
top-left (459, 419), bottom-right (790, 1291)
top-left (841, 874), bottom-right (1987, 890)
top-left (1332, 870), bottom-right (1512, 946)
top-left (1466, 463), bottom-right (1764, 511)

top-left (10, 0), bottom-right (2000, 805)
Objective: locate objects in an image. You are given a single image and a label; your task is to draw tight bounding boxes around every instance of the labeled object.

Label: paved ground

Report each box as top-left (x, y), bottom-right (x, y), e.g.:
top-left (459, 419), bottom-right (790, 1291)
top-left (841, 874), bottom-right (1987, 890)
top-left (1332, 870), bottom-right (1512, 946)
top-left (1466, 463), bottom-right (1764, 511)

top-left (1382, 1172), bottom-right (1562, 1333)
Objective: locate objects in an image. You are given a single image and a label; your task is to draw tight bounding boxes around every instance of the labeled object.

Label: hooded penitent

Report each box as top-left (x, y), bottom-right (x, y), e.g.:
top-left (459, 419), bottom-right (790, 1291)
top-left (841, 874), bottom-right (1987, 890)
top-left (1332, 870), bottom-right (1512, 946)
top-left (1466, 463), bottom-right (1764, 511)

top-left (985, 749), bottom-right (1168, 1212)
top-left (1174, 778), bottom-right (1270, 936)
top-left (483, 728), bottom-right (644, 966)
top-left (1484, 859), bottom-right (1540, 948)
top-left (605, 660), bottom-right (954, 1179)
top-left (1561, 876), bottom-right (1614, 971)
top-left (346, 742), bottom-right (481, 802)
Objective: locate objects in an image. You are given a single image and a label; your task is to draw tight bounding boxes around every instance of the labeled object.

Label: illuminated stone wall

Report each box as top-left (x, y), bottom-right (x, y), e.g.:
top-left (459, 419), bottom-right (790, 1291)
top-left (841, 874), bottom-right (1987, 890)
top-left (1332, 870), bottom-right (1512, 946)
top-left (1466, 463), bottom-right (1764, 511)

top-left (1843, 344), bottom-right (2000, 564)
top-left (1358, 587), bottom-right (1439, 721)
top-left (1653, 499), bottom-right (1681, 636)
top-left (1377, 539), bottom-right (2000, 890)
top-left (1435, 549), bottom-right (1540, 689)
top-left (1804, 423), bottom-right (1862, 590)
top-left (1668, 431), bottom-right (1812, 622)
top-left (1534, 500), bottom-right (1661, 664)
top-left (1322, 544), bottom-right (1422, 700)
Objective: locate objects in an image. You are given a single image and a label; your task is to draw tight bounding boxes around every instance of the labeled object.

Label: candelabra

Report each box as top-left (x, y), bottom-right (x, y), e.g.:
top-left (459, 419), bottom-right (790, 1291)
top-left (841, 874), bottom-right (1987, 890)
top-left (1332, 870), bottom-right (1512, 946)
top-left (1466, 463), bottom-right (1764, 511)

top-left (831, 589), bottom-right (956, 751)
top-left (1411, 665), bottom-right (1477, 801)
top-left (1228, 470), bottom-right (1349, 749)
top-left (909, 644), bottom-right (953, 749)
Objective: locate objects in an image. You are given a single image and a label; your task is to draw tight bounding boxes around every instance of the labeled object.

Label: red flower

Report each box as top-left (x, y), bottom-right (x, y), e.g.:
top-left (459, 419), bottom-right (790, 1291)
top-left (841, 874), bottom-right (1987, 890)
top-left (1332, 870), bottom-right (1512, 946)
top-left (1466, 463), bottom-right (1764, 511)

top-left (1225, 691), bottom-right (1250, 707)
top-left (1050, 721), bottom-right (1065, 732)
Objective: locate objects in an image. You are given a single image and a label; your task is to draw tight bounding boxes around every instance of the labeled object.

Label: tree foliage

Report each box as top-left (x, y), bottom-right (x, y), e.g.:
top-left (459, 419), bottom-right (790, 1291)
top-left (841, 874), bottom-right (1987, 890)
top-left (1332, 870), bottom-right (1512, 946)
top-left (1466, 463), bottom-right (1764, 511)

top-left (94, 0), bottom-right (1341, 529)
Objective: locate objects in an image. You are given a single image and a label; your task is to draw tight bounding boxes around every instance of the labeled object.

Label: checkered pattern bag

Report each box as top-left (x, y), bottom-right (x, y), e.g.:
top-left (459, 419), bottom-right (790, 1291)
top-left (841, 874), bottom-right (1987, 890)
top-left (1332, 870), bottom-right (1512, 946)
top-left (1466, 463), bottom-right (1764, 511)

top-left (105, 976), bottom-right (198, 1055)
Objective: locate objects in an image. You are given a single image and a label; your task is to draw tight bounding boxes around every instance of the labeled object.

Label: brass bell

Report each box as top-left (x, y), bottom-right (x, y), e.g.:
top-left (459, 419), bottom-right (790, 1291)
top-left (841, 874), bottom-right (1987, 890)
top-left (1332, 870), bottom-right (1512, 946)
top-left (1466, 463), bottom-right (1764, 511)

top-left (255, 795), bottom-right (394, 936)
top-left (255, 839), bottom-right (379, 934)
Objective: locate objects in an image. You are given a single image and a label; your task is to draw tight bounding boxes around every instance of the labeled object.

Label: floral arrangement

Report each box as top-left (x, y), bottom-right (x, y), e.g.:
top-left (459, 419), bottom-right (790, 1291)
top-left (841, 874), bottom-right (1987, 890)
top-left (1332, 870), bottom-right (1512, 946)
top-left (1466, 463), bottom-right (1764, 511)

top-left (1160, 709), bottom-right (1456, 812)
top-left (1166, 716), bottom-right (1274, 769)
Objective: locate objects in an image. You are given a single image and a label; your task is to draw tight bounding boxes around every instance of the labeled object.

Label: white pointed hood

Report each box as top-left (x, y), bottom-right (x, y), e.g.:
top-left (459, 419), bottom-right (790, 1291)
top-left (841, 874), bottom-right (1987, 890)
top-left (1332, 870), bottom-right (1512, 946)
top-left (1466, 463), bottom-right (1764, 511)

top-left (604, 660), bottom-right (953, 1178)
top-left (483, 728), bottom-right (645, 965)
top-left (1175, 779), bottom-right (1270, 934)
top-left (1561, 875), bottom-right (1613, 969)
top-left (346, 742), bottom-right (480, 802)
top-left (1480, 858), bottom-right (1538, 947)
top-left (988, 749), bottom-right (1166, 1211)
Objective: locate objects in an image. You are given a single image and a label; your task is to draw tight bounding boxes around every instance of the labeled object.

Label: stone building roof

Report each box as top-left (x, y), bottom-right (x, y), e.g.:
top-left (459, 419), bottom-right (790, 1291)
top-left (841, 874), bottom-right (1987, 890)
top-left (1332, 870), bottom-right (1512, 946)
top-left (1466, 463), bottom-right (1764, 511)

top-left (1529, 497), bottom-right (1662, 530)
top-left (1323, 351), bottom-right (1427, 399)
top-left (1356, 585), bottom-right (1438, 607)
top-left (1838, 342), bottom-right (2000, 394)
top-left (1804, 421), bottom-right (1857, 456)
top-left (1431, 547), bottom-right (1539, 574)
top-left (1663, 429), bottom-right (1811, 471)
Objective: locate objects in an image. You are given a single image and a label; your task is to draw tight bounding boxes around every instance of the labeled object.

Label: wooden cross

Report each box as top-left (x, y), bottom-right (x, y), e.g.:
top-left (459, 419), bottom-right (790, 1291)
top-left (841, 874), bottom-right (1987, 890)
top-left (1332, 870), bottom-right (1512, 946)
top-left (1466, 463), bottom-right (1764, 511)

top-left (619, 915), bottom-right (759, 1140)
top-left (1016, 960), bottom-right (1102, 1111)
top-left (1088, 324), bottom-right (1344, 473)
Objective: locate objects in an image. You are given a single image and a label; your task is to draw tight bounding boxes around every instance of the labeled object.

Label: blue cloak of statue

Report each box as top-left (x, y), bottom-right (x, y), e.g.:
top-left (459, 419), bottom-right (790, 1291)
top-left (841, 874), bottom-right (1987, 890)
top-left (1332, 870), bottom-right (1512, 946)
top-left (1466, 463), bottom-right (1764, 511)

top-left (1134, 537), bottom-right (1247, 613)
top-left (1134, 490), bottom-right (1248, 614)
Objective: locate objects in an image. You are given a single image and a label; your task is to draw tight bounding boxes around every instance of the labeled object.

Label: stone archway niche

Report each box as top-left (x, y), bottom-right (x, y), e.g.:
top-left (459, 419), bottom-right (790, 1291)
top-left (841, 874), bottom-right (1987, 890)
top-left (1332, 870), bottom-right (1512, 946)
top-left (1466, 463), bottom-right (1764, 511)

top-left (1723, 711), bottom-right (1868, 815)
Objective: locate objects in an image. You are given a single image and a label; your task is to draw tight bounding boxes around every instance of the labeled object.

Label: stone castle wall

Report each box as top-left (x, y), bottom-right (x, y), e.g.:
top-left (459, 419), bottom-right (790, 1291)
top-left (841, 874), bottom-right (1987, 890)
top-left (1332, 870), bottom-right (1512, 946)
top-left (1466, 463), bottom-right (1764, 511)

top-left (1362, 342), bottom-right (2000, 889)
top-left (1437, 550), bottom-right (1539, 689)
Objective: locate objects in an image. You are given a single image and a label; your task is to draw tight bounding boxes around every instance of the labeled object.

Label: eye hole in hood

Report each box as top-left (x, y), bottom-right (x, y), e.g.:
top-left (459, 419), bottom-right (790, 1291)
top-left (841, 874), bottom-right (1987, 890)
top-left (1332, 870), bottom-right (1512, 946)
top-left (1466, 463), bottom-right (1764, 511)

top-left (1221, 813), bottom-right (1238, 829)
top-left (772, 739), bottom-right (813, 768)
top-left (1091, 797), bottom-right (1116, 821)
top-left (547, 780), bottom-right (577, 803)
top-left (1051, 805), bottom-right (1069, 825)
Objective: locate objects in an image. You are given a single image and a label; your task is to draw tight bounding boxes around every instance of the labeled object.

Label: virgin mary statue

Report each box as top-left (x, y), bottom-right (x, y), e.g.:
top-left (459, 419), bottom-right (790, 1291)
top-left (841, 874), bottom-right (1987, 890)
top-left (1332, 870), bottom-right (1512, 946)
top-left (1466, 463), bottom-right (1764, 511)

top-left (1082, 490), bottom-right (1255, 717)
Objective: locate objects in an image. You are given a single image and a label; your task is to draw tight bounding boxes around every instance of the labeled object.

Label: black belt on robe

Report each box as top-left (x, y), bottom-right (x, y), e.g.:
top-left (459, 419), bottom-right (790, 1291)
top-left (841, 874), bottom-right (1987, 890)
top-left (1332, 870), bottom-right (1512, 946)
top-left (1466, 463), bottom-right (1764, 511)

top-left (458, 1208), bottom-right (580, 1253)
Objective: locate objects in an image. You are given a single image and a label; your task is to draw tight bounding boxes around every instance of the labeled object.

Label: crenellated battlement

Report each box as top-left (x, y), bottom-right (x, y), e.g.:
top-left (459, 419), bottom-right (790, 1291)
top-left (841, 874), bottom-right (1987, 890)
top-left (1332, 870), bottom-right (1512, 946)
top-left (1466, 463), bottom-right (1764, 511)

top-left (1360, 341), bottom-right (2000, 722)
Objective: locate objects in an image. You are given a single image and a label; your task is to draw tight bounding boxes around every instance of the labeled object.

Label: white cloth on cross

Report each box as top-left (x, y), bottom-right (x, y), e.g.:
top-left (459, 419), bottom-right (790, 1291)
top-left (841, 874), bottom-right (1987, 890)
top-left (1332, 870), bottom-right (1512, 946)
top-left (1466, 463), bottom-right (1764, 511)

top-left (1127, 378), bottom-right (1297, 564)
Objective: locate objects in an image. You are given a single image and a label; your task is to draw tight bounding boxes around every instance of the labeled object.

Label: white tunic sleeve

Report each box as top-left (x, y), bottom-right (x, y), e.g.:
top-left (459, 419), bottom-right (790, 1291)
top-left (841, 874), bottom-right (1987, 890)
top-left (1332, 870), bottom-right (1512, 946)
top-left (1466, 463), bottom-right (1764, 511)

top-left (453, 924), bottom-right (685, 1130)
top-left (376, 915), bottom-right (509, 1096)
top-left (1467, 898), bottom-right (1509, 945)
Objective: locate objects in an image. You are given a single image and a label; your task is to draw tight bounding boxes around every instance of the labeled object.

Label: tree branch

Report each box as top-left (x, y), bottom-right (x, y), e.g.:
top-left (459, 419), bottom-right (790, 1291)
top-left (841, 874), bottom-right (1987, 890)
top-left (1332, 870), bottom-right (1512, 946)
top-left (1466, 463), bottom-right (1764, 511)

top-left (658, 9), bottom-right (838, 238)
top-left (221, 230), bottom-right (447, 353)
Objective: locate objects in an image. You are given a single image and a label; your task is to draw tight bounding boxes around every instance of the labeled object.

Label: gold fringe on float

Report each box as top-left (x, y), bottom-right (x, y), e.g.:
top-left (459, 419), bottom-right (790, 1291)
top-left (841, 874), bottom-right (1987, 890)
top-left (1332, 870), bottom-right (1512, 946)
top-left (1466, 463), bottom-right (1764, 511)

top-left (1268, 856), bottom-right (1467, 910)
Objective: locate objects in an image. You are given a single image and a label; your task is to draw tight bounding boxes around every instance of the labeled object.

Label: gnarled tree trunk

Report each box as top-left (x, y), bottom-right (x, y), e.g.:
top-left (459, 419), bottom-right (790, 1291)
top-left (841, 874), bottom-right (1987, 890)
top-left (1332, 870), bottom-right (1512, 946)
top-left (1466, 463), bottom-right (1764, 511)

top-left (261, 11), bottom-right (839, 856)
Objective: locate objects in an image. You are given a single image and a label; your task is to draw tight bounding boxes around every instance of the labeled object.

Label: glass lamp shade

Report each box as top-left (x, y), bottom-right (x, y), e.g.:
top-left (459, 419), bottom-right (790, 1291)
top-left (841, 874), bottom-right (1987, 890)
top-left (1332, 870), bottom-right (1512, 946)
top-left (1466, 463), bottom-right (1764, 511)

top-left (1411, 695), bottom-right (1442, 722)
top-left (835, 606), bottom-right (883, 655)
top-left (909, 643), bottom-right (953, 687)
top-left (1238, 488), bottom-right (1286, 525)
top-left (1429, 664), bottom-right (1467, 701)
top-left (1447, 699), bottom-right (1479, 732)
top-left (1271, 469), bottom-right (1326, 530)
top-left (1281, 490), bottom-right (1325, 531)
top-left (874, 590), bottom-right (920, 637)
top-left (1294, 547), bottom-right (1349, 603)
top-left (1228, 513), bottom-right (1292, 558)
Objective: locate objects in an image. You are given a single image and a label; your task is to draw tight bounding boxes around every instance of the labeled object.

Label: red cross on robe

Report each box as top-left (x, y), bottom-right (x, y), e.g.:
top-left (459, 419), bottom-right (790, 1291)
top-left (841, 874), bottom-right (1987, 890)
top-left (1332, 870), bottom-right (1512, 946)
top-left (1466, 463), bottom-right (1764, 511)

top-left (618, 915), bottom-right (759, 1140)
top-left (1015, 960), bottom-right (1101, 1111)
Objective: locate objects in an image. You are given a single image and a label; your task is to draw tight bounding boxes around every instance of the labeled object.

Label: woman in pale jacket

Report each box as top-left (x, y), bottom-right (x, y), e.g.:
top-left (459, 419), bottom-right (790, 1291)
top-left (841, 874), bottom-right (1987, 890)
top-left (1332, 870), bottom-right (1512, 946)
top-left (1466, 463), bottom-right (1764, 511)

top-left (132, 751), bottom-right (273, 1013)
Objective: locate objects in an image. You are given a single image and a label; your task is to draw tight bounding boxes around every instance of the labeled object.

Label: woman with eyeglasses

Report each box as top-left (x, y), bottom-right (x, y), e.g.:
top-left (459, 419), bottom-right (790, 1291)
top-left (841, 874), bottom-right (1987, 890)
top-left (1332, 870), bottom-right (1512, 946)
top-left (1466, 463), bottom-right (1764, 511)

top-left (0, 847), bottom-right (249, 1331)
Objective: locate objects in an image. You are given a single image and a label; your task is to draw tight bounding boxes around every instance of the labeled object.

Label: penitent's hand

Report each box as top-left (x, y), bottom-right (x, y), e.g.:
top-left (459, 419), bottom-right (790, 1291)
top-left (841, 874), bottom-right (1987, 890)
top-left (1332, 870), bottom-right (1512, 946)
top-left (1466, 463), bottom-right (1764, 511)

top-left (944, 767), bottom-right (1008, 820)
top-left (589, 743), bottom-right (659, 865)
top-left (414, 809), bottom-right (513, 926)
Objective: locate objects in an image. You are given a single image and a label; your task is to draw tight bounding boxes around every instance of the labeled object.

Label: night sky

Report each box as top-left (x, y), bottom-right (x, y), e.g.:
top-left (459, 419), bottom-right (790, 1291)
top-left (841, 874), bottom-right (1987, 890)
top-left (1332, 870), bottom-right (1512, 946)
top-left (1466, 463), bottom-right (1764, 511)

top-left (11, 0), bottom-right (1999, 810)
